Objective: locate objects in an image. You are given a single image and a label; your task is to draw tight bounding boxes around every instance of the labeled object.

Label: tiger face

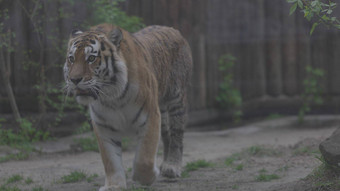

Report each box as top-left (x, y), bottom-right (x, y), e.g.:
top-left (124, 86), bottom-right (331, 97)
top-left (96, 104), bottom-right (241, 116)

top-left (64, 29), bottom-right (127, 105)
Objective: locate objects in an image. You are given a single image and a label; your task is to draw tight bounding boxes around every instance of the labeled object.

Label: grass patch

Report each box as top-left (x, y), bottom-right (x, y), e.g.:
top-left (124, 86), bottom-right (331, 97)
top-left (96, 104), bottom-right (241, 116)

top-left (180, 170), bottom-right (190, 178)
top-left (266, 113), bottom-right (283, 120)
top-left (225, 153), bottom-right (241, 166)
top-left (0, 118), bottom-right (50, 163)
top-left (25, 177), bottom-right (33, 184)
top-left (0, 152), bottom-right (29, 163)
top-left (246, 145), bottom-right (281, 157)
top-left (235, 164), bottom-right (243, 171)
top-left (181, 159), bottom-right (214, 178)
top-left (31, 187), bottom-right (47, 191)
top-left (60, 171), bottom-right (87, 183)
top-left (255, 169), bottom-right (279, 182)
top-left (6, 175), bottom-right (23, 184)
top-left (0, 185), bottom-right (20, 191)
top-left (73, 136), bottom-right (98, 152)
top-left (277, 165), bottom-right (289, 172)
top-left (60, 171), bottom-right (98, 184)
top-left (86, 173), bottom-right (98, 183)
top-left (231, 184), bottom-right (239, 190)
top-left (123, 187), bottom-right (151, 191)
top-left (184, 159), bottom-right (213, 171)
top-left (304, 156), bottom-right (340, 190)
top-left (293, 147), bottom-right (320, 156)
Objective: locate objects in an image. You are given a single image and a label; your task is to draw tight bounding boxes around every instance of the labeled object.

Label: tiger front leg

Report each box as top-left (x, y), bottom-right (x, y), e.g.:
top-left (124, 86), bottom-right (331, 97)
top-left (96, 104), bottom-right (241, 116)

top-left (132, 109), bottom-right (161, 185)
top-left (93, 122), bottom-right (126, 191)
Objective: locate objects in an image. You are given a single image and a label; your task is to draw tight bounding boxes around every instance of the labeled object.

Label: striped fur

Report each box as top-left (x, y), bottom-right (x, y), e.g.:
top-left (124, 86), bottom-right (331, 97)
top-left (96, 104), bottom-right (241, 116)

top-left (63, 24), bottom-right (192, 190)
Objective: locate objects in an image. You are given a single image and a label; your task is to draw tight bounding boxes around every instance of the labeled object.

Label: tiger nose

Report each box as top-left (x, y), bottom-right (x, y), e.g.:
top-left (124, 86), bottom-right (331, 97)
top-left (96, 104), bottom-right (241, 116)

top-left (70, 77), bottom-right (83, 85)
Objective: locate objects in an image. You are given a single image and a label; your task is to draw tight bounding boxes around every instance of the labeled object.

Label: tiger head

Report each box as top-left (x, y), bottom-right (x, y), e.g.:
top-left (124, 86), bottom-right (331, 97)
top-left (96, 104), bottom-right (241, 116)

top-left (63, 25), bottom-right (128, 105)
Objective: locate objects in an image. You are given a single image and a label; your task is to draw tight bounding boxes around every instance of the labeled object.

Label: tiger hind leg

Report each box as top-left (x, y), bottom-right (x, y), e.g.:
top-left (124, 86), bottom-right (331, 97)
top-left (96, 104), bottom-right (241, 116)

top-left (160, 93), bottom-right (187, 178)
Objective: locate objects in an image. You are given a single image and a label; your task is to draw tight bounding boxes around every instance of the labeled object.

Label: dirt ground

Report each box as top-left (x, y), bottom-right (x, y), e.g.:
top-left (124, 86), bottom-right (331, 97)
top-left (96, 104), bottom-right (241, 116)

top-left (0, 115), bottom-right (339, 191)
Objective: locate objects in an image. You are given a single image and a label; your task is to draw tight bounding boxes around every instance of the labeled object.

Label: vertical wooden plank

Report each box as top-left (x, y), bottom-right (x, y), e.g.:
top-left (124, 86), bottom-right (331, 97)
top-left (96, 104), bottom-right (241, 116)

top-left (296, 12), bottom-right (311, 94)
top-left (264, 0), bottom-right (282, 96)
top-left (178, 0), bottom-right (192, 37)
top-left (44, 0), bottom-right (62, 84)
top-left (205, 0), bottom-right (224, 107)
top-left (12, 0), bottom-right (31, 95)
top-left (281, 2), bottom-right (298, 96)
top-left (140, 0), bottom-right (154, 25)
top-left (189, 0), bottom-right (207, 110)
top-left (168, 0), bottom-right (180, 29)
top-left (310, 27), bottom-right (329, 95)
top-left (153, 0), bottom-right (167, 25)
top-left (329, 10), bottom-right (340, 95)
top-left (249, 0), bottom-right (266, 98)
top-left (236, 1), bottom-right (250, 101)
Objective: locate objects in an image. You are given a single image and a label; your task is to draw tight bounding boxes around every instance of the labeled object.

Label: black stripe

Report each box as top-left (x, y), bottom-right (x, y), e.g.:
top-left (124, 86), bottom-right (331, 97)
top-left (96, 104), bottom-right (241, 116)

top-left (101, 42), bottom-right (105, 51)
top-left (110, 76), bottom-right (117, 83)
top-left (132, 102), bottom-right (146, 124)
top-left (110, 138), bottom-right (122, 147)
top-left (90, 39), bottom-right (96, 44)
top-left (168, 105), bottom-right (183, 113)
top-left (118, 83), bottom-right (129, 100)
top-left (104, 70), bottom-right (109, 77)
top-left (104, 56), bottom-right (109, 66)
top-left (96, 122), bottom-right (118, 132)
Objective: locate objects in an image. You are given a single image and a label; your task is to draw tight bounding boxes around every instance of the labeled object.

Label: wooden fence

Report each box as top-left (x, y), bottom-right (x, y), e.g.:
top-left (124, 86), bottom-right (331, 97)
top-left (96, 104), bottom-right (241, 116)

top-left (1, 0), bottom-right (340, 114)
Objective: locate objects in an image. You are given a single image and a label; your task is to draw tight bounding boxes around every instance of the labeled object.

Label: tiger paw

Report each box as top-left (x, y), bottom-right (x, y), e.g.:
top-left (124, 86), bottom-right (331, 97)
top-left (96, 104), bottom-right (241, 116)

top-left (132, 165), bottom-right (159, 185)
top-left (160, 162), bottom-right (181, 178)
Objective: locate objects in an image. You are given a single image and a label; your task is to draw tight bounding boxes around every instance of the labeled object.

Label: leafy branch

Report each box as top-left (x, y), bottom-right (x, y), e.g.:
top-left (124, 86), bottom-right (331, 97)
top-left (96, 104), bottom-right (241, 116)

top-left (287, 0), bottom-right (340, 34)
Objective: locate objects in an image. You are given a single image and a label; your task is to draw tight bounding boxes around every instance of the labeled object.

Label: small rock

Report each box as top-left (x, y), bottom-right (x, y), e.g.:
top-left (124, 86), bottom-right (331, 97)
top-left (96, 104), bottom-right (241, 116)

top-left (319, 127), bottom-right (340, 169)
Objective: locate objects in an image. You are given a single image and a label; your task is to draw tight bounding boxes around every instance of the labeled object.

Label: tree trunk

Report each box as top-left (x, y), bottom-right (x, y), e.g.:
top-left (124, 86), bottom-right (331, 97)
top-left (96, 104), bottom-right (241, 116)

top-left (0, 48), bottom-right (21, 121)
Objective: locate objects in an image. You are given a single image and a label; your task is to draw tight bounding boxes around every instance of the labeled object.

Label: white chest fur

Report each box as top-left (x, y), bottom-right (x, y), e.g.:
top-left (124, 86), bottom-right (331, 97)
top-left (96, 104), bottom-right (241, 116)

top-left (89, 97), bottom-right (147, 133)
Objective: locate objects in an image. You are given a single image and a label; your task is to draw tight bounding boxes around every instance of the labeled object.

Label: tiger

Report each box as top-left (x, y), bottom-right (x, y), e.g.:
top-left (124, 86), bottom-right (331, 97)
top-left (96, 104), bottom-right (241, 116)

top-left (63, 23), bottom-right (192, 190)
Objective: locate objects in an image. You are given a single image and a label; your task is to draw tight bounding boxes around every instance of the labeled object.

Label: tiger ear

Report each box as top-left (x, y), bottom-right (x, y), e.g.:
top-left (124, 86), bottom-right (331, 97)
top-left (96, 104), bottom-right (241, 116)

top-left (70, 29), bottom-right (83, 38)
top-left (109, 28), bottom-right (123, 48)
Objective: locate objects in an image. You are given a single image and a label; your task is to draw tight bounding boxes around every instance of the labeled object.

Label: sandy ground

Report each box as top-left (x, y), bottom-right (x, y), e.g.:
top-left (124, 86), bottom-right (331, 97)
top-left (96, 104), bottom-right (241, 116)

top-left (0, 115), bottom-right (339, 191)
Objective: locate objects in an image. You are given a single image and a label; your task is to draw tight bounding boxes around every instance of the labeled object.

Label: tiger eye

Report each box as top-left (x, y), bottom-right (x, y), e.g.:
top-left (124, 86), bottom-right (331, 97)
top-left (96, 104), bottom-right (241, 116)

top-left (68, 56), bottom-right (75, 63)
top-left (88, 55), bottom-right (96, 62)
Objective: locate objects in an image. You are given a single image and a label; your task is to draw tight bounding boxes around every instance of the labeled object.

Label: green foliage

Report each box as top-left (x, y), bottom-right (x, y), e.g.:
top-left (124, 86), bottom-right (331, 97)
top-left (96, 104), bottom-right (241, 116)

top-left (6, 175), bottom-right (23, 184)
top-left (287, 0), bottom-right (340, 34)
top-left (0, 9), bottom-right (15, 51)
top-left (216, 54), bottom-right (243, 123)
top-left (184, 159), bottom-right (213, 171)
top-left (89, 0), bottom-right (145, 32)
top-left (75, 121), bottom-right (92, 134)
top-left (0, 185), bottom-right (20, 191)
top-left (73, 135), bottom-right (98, 152)
top-left (60, 171), bottom-right (87, 183)
top-left (181, 159), bottom-right (213, 178)
top-left (86, 173), bottom-right (98, 183)
top-left (265, 113), bottom-right (283, 120)
top-left (0, 152), bottom-right (29, 163)
top-left (0, 118), bottom-right (49, 146)
top-left (255, 172), bottom-right (280, 182)
top-left (298, 65), bottom-right (324, 123)
top-left (0, 117), bottom-right (49, 163)
top-left (225, 153), bottom-right (241, 166)
top-left (123, 188), bottom-right (151, 191)
top-left (24, 178), bottom-right (33, 185)
top-left (235, 164), bottom-right (243, 171)
top-left (31, 187), bottom-right (47, 191)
